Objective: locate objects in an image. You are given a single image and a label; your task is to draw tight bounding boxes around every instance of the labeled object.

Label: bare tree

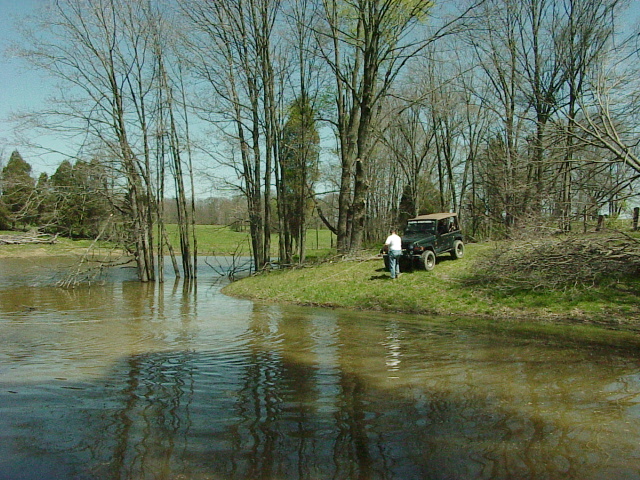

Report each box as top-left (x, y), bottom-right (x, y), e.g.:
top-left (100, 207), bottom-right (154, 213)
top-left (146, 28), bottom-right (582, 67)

top-left (316, 0), bottom-right (482, 253)
top-left (465, 0), bottom-right (633, 236)
top-left (278, 0), bottom-right (326, 265)
top-left (16, 0), bottom-right (167, 280)
top-left (154, 22), bottom-right (198, 279)
top-left (15, 0), bottom-right (202, 281)
top-left (567, 4), bottom-right (640, 179)
top-left (454, 53), bottom-right (493, 237)
top-left (375, 95), bottom-right (436, 226)
top-left (468, 0), bottom-right (528, 232)
top-left (571, 63), bottom-right (640, 194)
top-left (552, 0), bottom-right (622, 230)
top-left (181, 0), bottom-right (285, 271)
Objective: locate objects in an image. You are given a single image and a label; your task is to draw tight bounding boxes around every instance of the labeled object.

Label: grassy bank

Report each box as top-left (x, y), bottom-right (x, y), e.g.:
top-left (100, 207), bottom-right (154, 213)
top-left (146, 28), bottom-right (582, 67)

top-left (222, 241), bottom-right (640, 334)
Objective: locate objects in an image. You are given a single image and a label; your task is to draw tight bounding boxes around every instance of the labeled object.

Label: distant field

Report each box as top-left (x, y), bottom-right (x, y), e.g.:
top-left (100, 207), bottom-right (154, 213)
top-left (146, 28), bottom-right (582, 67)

top-left (164, 224), bottom-right (336, 258)
top-left (0, 226), bottom-right (337, 260)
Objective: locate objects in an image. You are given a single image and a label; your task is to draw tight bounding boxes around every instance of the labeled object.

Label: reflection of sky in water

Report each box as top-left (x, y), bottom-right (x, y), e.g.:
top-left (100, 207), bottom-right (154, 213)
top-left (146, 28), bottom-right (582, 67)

top-left (1, 257), bottom-right (640, 479)
top-left (383, 321), bottom-right (403, 376)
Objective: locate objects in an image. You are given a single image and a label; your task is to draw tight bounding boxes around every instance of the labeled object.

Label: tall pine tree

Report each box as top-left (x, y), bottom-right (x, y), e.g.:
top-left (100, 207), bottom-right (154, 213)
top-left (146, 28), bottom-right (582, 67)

top-left (278, 96), bottom-right (320, 264)
top-left (1, 151), bottom-right (36, 230)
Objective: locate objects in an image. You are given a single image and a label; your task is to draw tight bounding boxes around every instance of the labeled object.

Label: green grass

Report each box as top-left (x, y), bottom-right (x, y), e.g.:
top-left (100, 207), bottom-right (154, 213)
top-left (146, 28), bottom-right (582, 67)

top-left (164, 224), bottom-right (253, 256)
top-left (223, 243), bottom-right (491, 315)
top-left (223, 242), bottom-right (640, 334)
top-left (163, 224), bottom-right (336, 259)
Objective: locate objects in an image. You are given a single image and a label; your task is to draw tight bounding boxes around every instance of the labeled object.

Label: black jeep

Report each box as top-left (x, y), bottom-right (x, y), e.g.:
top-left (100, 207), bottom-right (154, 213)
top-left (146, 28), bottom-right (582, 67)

top-left (383, 213), bottom-right (465, 271)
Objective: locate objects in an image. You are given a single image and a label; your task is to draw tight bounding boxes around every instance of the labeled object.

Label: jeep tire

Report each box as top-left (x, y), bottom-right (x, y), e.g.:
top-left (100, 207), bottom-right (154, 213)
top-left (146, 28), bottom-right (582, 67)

top-left (419, 250), bottom-right (436, 271)
top-left (451, 240), bottom-right (465, 259)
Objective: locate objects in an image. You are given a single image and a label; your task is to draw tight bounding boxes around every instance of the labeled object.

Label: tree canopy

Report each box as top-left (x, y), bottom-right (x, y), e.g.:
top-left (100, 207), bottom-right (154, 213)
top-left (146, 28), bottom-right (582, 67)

top-left (6, 0), bottom-right (640, 278)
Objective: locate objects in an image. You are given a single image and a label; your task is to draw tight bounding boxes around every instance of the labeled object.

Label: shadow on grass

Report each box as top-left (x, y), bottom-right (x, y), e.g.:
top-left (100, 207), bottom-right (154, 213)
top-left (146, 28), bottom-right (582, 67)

top-left (370, 274), bottom-right (392, 280)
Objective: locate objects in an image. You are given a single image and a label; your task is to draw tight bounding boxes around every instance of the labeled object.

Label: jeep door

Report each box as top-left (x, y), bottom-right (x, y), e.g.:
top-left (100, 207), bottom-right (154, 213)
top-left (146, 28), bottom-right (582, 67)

top-left (435, 219), bottom-right (455, 254)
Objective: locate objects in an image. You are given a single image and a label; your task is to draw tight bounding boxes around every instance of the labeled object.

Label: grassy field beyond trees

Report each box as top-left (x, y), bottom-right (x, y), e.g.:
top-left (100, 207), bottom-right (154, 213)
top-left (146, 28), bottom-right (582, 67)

top-left (164, 224), bottom-right (336, 259)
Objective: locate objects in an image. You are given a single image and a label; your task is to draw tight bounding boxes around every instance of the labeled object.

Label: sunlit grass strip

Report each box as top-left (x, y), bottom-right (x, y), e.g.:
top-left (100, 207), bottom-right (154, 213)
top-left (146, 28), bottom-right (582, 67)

top-left (163, 224), bottom-right (336, 258)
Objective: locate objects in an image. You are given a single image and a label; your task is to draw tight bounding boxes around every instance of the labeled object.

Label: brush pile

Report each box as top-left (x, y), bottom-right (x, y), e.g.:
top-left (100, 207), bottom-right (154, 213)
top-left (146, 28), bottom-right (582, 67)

top-left (467, 232), bottom-right (640, 292)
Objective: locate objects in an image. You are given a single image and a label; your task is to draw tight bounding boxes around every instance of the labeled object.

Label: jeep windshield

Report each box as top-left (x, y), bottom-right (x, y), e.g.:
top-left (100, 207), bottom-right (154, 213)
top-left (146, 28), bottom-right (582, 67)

top-left (404, 221), bottom-right (436, 235)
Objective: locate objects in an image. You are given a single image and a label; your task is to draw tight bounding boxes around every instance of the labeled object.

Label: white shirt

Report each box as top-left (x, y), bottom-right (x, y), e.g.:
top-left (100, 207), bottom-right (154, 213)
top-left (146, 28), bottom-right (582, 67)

top-left (385, 233), bottom-right (402, 251)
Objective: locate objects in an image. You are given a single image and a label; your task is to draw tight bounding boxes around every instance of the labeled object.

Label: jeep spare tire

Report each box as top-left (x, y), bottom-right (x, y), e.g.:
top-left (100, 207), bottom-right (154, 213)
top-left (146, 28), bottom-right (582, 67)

top-left (419, 250), bottom-right (436, 271)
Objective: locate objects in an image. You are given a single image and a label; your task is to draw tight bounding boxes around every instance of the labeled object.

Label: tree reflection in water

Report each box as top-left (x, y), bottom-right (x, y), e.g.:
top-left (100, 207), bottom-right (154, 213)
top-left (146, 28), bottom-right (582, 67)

top-left (1, 272), bottom-right (640, 479)
top-left (86, 312), bottom-right (640, 479)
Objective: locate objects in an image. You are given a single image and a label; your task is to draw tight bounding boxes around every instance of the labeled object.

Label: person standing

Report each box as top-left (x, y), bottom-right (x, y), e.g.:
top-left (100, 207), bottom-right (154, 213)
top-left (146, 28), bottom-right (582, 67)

top-left (384, 229), bottom-right (402, 279)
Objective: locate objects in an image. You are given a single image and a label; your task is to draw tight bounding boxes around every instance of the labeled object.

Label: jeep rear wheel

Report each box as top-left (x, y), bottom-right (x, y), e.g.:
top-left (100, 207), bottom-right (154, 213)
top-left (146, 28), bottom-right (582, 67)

top-left (419, 250), bottom-right (436, 271)
top-left (451, 240), bottom-right (465, 259)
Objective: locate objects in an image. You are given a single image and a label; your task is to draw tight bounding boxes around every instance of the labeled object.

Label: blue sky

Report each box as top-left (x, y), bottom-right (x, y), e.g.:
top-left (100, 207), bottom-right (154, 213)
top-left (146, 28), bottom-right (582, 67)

top-left (0, 0), bottom-right (50, 173)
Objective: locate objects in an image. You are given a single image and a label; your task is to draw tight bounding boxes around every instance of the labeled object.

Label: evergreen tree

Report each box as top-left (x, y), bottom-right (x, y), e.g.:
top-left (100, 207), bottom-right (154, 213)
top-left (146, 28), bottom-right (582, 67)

top-left (279, 96), bottom-right (320, 262)
top-left (1, 150), bottom-right (36, 229)
top-left (34, 172), bottom-right (52, 228)
top-left (50, 159), bottom-right (110, 238)
top-left (50, 160), bottom-right (75, 235)
top-left (0, 198), bottom-right (10, 230)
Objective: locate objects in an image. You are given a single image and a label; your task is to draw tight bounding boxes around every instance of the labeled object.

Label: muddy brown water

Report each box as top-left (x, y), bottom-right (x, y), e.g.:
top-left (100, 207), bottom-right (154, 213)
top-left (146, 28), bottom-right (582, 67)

top-left (1, 257), bottom-right (640, 479)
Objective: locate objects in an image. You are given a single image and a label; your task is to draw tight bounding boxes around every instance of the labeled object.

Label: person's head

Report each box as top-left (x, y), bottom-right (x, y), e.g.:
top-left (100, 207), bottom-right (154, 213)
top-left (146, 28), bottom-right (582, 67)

top-left (390, 228), bottom-right (396, 235)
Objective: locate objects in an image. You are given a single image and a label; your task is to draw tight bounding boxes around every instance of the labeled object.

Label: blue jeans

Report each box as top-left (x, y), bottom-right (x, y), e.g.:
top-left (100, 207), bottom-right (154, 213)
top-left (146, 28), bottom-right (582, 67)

top-left (388, 250), bottom-right (401, 278)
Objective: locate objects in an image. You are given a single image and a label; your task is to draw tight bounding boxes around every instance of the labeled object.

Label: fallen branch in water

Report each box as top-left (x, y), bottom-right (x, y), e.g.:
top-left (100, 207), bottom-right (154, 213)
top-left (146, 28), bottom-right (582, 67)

top-left (56, 215), bottom-right (130, 288)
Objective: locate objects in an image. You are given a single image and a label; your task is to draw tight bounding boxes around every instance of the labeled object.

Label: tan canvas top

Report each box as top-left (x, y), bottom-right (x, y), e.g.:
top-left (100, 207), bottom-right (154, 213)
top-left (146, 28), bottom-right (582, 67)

top-left (408, 213), bottom-right (457, 221)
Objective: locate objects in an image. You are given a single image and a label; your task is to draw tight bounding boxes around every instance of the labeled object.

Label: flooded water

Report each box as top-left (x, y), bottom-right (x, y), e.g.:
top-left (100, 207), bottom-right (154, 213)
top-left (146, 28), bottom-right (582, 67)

top-left (1, 257), bottom-right (640, 479)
